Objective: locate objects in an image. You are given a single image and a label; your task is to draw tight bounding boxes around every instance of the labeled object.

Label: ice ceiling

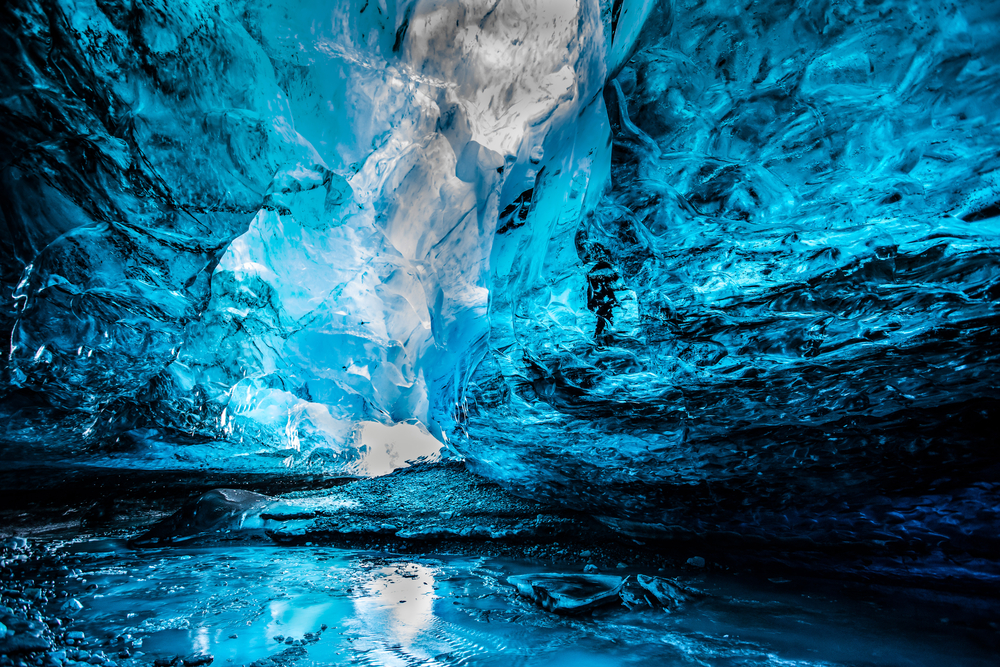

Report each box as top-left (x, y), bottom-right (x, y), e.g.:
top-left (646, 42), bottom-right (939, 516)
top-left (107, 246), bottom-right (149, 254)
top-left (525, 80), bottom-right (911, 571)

top-left (2, 1), bottom-right (999, 543)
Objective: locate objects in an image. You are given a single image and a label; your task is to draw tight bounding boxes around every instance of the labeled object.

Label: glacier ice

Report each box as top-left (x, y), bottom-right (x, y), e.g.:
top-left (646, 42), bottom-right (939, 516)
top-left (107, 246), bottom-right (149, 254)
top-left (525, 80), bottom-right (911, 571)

top-left (457, 0), bottom-right (1000, 547)
top-left (508, 572), bottom-right (626, 614)
top-left (1, 0), bottom-right (645, 464)
top-left (2, 0), bottom-right (1000, 553)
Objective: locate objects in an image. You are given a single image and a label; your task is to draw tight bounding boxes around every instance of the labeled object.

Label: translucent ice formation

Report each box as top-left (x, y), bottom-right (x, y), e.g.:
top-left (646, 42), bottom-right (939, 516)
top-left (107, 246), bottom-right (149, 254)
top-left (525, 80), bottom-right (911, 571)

top-left (175, 0), bottom-right (647, 459)
top-left (1, 0), bottom-right (650, 466)
top-left (2, 0), bottom-right (999, 559)
top-left (458, 0), bottom-right (1000, 547)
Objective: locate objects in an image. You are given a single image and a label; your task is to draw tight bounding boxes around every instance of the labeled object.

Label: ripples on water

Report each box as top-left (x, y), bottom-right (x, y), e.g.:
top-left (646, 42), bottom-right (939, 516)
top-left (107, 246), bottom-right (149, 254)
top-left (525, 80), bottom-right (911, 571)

top-left (62, 544), bottom-right (997, 667)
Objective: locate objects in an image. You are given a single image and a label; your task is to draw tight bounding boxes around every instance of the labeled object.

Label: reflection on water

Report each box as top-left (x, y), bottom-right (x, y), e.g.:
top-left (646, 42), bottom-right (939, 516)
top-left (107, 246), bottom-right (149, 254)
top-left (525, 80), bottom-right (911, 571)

top-left (348, 563), bottom-right (438, 664)
top-left (61, 545), bottom-right (998, 667)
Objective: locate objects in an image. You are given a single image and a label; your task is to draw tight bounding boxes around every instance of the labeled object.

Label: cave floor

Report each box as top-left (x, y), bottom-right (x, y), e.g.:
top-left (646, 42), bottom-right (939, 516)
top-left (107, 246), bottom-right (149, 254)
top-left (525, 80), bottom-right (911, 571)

top-left (2, 462), bottom-right (1000, 666)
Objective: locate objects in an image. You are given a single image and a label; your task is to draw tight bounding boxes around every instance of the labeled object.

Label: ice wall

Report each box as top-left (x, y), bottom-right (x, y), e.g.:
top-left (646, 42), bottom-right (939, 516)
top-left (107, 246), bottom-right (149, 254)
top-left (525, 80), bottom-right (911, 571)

top-left (458, 0), bottom-right (1000, 551)
top-left (1, 0), bottom-right (998, 561)
top-left (1, 0), bottom-right (650, 467)
top-left (178, 0), bottom-right (619, 461)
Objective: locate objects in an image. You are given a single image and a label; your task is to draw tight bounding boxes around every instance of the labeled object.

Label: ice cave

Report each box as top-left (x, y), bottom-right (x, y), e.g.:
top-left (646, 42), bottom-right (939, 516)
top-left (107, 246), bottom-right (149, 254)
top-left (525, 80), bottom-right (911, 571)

top-left (1, 0), bottom-right (999, 665)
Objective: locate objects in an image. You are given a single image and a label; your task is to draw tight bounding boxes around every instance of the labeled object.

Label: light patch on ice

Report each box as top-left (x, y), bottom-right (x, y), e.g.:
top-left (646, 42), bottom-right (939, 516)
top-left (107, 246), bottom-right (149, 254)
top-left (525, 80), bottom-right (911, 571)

top-left (351, 421), bottom-right (443, 478)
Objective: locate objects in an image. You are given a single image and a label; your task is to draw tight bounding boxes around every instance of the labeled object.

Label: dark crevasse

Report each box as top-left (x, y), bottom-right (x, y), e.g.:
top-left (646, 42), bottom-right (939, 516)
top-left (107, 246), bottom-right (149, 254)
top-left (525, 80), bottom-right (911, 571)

top-left (1, 0), bottom-right (999, 582)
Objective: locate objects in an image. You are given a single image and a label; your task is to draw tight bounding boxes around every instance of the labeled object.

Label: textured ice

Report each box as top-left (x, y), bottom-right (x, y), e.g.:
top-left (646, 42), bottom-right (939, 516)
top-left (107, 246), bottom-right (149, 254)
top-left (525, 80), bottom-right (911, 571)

top-left (2, 0), bottom-right (647, 465)
top-left (457, 0), bottom-right (1000, 547)
top-left (1, 0), bottom-right (999, 553)
top-left (508, 573), bottom-right (626, 614)
top-left (4, 1), bottom-right (632, 459)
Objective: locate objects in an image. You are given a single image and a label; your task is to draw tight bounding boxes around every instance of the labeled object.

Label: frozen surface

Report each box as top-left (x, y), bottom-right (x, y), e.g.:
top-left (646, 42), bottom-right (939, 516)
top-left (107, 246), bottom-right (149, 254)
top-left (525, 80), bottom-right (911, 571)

top-left (46, 544), bottom-right (1000, 666)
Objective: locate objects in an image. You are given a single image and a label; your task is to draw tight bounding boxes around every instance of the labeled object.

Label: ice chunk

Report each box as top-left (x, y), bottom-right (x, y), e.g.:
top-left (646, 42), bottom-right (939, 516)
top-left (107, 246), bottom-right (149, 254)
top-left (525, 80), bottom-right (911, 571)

top-left (132, 489), bottom-right (276, 546)
top-left (636, 574), bottom-right (698, 609)
top-left (2, 0), bottom-right (650, 470)
top-left (508, 573), bottom-right (625, 614)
